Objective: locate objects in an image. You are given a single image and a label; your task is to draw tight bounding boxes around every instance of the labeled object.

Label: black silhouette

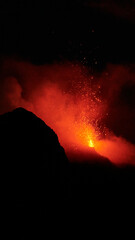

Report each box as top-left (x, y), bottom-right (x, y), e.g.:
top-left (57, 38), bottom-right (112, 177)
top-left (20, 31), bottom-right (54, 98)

top-left (1, 108), bottom-right (135, 239)
top-left (0, 108), bottom-right (68, 239)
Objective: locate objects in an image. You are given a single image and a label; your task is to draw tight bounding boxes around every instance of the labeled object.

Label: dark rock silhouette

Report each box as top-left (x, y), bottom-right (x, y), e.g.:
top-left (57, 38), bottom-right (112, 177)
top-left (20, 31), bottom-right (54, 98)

top-left (1, 108), bottom-right (135, 239)
top-left (0, 107), bottom-right (68, 199)
top-left (0, 107), bottom-right (68, 239)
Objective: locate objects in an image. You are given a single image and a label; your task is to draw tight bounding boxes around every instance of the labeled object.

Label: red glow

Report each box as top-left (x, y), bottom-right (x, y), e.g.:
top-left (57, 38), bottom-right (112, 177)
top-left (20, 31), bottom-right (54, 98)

top-left (32, 82), bottom-right (100, 154)
top-left (94, 137), bottom-right (135, 165)
top-left (1, 60), bottom-right (135, 165)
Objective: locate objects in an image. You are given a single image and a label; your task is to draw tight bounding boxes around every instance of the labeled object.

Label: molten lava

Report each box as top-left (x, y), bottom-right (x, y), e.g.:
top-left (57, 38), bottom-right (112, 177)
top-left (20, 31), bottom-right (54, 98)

top-left (89, 139), bottom-right (94, 148)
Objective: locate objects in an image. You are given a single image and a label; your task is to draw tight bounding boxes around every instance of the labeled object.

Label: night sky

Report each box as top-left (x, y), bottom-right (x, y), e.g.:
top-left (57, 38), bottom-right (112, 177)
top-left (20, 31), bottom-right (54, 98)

top-left (1, 0), bottom-right (135, 65)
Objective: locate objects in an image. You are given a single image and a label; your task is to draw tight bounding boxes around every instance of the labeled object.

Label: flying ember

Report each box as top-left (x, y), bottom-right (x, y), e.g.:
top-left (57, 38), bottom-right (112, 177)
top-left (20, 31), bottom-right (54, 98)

top-left (2, 61), bottom-right (135, 165)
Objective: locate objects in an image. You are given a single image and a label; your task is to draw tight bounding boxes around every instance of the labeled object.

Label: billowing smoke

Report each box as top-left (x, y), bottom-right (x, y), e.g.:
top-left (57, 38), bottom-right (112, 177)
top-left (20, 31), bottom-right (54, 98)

top-left (0, 58), bottom-right (135, 165)
top-left (95, 136), bottom-right (135, 165)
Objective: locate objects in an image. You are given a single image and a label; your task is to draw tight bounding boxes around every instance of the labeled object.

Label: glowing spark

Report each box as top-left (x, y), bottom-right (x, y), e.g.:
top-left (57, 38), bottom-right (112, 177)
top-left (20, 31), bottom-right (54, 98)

top-left (89, 139), bottom-right (94, 148)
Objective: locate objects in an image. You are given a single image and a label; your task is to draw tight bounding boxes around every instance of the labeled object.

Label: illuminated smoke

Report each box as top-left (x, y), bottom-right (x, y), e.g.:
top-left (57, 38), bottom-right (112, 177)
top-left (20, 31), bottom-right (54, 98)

top-left (95, 135), bottom-right (135, 166)
top-left (0, 58), bottom-right (135, 165)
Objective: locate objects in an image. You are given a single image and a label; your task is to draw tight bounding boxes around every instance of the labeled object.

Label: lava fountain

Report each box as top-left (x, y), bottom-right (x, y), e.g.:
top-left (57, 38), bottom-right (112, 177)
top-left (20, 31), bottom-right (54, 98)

top-left (1, 60), bottom-right (135, 165)
top-left (89, 140), bottom-right (94, 148)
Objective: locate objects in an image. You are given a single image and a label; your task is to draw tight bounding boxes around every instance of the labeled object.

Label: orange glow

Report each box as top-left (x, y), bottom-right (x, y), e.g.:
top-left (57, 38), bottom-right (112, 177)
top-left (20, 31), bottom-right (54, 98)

top-left (0, 62), bottom-right (103, 160)
top-left (94, 137), bottom-right (135, 165)
top-left (30, 72), bottom-right (102, 154)
top-left (2, 60), bottom-right (135, 165)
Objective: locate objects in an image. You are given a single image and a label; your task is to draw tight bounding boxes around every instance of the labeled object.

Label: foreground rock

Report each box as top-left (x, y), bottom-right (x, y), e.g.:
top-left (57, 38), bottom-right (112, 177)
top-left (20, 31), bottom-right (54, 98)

top-left (1, 108), bottom-right (135, 239)
top-left (0, 107), bottom-right (68, 201)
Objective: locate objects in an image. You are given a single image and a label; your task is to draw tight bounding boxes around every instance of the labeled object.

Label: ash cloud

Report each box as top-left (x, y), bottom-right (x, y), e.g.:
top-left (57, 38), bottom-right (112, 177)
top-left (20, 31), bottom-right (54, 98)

top-left (0, 58), bottom-right (135, 165)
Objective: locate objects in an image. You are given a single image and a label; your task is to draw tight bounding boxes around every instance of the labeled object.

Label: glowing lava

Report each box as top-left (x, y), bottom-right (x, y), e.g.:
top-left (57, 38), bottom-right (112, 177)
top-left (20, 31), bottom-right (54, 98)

top-left (89, 139), bottom-right (94, 148)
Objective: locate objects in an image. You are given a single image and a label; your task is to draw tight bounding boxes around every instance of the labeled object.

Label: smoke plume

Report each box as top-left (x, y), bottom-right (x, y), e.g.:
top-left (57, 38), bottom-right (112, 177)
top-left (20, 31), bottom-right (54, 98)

top-left (0, 58), bottom-right (135, 165)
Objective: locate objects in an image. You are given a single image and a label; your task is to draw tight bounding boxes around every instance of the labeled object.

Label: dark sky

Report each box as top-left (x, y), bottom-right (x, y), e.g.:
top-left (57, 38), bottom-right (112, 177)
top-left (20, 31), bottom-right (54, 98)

top-left (0, 0), bottom-right (135, 66)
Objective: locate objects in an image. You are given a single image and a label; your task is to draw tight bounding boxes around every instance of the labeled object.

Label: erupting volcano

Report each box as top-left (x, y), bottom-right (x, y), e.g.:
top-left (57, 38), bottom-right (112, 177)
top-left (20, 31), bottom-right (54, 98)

top-left (1, 1), bottom-right (135, 238)
top-left (0, 60), bottom-right (135, 165)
